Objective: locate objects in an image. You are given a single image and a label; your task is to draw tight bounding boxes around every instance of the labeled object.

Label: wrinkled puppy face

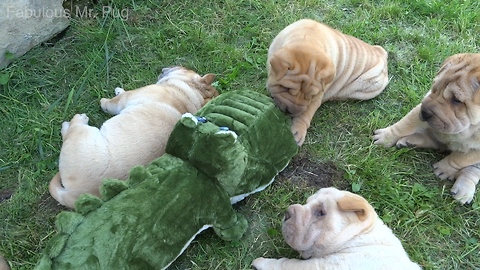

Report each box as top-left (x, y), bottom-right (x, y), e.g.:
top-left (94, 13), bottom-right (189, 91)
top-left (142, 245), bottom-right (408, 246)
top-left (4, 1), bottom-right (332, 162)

top-left (281, 187), bottom-right (376, 259)
top-left (420, 54), bottom-right (480, 134)
top-left (158, 66), bottom-right (219, 103)
top-left (267, 44), bottom-right (335, 115)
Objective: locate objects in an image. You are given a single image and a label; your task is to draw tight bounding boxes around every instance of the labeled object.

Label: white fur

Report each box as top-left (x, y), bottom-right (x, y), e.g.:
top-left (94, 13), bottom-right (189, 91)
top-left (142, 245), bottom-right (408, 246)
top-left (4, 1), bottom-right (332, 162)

top-left (252, 188), bottom-right (421, 270)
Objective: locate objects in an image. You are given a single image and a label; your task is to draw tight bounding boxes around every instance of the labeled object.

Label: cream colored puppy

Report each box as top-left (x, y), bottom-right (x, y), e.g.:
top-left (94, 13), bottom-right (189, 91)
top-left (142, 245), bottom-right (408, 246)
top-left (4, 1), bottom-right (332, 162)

top-left (374, 54), bottom-right (480, 204)
top-left (252, 187), bottom-right (421, 270)
top-left (49, 67), bottom-right (218, 209)
top-left (267, 19), bottom-right (389, 145)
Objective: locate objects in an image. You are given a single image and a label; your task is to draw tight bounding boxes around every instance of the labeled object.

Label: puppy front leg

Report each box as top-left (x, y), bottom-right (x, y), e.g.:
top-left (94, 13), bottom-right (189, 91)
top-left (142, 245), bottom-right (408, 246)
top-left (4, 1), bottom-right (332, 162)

top-left (252, 257), bottom-right (329, 270)
top-left (252, 258), bottom-right (290, 270)
top-left (451, 165), bottom-right (480, 204)
top-left (374, 104), bottom-right (425, 147)
top-left (433, 150), bottom-right (480, 180)
top-left (61, 121), bottom-right (70, 140)
top-left (291, 98), bottom-right (323, 146)
top-left (100, 87), bottom-right (126, 115)
top-left (61, 114), bottom-right (89, 140)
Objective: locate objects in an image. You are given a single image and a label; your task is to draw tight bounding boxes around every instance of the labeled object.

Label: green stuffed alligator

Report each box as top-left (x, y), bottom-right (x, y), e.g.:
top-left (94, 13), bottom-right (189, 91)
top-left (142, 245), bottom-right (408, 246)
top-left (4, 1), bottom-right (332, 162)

top-left (35, 90), bottom-right (298, 269)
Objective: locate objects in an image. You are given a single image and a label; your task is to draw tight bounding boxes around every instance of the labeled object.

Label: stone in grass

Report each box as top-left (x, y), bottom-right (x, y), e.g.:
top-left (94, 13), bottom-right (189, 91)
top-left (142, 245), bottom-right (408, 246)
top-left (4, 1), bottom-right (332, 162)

top-left (0, 0), bottom-right (70, 68)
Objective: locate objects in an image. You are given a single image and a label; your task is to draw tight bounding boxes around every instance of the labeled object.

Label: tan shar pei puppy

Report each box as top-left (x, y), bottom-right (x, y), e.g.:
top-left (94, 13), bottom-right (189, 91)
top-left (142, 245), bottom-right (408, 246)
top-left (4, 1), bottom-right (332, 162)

top-left (374, 53), bottom-right (480, 204)
top-left (267, 19), bottom-right (389, 145)
top-left (252, 187), bottom-right (421, 270)
top-left (50, 67), bottom-right (218, 208)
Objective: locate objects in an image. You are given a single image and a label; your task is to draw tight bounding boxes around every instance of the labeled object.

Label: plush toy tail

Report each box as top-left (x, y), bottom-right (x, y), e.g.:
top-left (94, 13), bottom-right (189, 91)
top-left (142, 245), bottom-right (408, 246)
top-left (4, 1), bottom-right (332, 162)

top-left (49, 173), bottom-right (76, 209)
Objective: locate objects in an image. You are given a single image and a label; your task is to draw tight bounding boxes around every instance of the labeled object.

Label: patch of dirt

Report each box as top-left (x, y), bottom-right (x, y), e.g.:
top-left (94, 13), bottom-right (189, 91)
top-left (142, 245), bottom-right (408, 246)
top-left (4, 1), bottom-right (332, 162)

top-left (278, 150), bottom-right (350, 191)
top-left (37, 192), bottom-right (68, 216)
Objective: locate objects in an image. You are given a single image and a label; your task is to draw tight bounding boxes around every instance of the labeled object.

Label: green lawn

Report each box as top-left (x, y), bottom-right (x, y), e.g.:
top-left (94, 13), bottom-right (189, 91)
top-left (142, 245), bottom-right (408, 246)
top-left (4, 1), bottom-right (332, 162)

top-left (1, 0), bottom-right (479, 269)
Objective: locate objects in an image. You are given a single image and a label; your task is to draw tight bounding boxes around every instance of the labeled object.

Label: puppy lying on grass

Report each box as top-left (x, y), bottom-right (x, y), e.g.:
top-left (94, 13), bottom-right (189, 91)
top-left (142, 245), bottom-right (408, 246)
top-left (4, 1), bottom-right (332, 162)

top-left (267, 19), bottom-right (389, 145)
top-left (49, 67), bottom-right (218, 209)
top-left (252, 187), bottom-right (420, 270)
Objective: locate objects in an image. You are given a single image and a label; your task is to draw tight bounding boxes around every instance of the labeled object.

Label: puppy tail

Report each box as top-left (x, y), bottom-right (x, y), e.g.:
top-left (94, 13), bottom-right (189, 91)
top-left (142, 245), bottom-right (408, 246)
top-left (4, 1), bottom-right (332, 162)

top-left (49, 173), bottom-right (76, 209)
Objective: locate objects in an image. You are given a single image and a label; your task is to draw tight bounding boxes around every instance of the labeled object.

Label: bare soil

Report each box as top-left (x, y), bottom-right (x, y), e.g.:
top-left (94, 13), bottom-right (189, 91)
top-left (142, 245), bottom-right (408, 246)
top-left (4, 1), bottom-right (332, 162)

top-left (278, 150), bottom-right (350, 191)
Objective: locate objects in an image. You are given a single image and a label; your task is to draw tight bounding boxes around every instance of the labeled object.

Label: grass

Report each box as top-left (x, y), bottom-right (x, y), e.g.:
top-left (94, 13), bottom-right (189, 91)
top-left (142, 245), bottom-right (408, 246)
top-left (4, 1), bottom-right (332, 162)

top-left (1, 0), bottom-right (479, 269)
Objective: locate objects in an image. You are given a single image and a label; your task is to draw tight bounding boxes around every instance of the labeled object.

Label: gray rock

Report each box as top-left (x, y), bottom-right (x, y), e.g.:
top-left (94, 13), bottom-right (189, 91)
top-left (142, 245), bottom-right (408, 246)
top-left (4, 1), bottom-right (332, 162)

top-left (0, 0), bottom-right (70, 68)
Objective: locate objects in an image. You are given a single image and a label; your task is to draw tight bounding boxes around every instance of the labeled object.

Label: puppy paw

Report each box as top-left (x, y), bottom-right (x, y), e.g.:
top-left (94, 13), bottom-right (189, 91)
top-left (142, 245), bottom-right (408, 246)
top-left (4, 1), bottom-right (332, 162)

top-left (396, 136), bottom-right (417, 148)
top-left (451, 177), bottom-right (476, 204)
top-left (450, 167), bottom-right (479, 204)
top-left (114, 87), bottom-right (125, 96)
top-left (433, 159), bottom-right (458, 180)
top-left (70, 113), bottom-right (89, 125)
top-left (291, 125), bottom-right (307, 146)
top-left (100, 98), bottom-right (109, 112)
top-left (251, 258), bottom-right (275, 270)
top-left (373, 127), bottom-right (398, 147)
top-left (61, 121), bottom-right (70, 137)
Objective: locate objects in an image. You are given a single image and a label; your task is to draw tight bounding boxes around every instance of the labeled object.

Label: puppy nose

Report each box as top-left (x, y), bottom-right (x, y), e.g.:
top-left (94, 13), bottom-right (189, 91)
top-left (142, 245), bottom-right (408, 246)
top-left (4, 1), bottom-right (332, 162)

top-left (420, 109), bottom-right (432, 121)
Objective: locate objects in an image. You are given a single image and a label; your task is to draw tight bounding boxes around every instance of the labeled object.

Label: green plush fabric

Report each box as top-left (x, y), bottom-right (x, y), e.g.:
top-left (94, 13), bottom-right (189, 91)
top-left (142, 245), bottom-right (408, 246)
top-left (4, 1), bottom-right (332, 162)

top-left (167, 91), bottom-right (298, 201)
top-left (36, 90), bottom-right (298, 270)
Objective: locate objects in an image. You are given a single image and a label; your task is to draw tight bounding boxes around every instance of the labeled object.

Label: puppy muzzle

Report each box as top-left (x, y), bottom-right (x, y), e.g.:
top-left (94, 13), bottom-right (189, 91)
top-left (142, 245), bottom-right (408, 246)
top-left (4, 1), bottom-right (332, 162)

top-left (284, 208), bottom-right (292, 221)
top-left (272, 96), bottom-right (290, 114)
top-left (420, 108), bottom-right (433, 121)
top-left (158, 66), bottom-right (183, 80)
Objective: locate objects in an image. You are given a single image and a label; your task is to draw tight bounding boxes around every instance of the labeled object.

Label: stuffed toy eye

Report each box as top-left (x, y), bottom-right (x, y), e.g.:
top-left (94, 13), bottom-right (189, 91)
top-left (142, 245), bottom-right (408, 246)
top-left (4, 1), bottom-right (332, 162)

top-left (196, 116), bottom-right (207, 123)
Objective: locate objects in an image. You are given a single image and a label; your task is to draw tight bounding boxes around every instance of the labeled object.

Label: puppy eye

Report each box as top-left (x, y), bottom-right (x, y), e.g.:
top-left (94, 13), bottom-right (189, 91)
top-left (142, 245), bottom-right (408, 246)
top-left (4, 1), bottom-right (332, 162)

top-left (314, 209), bottom-right (326, 217)
top-left (451, 96), bottom-right (462, 104)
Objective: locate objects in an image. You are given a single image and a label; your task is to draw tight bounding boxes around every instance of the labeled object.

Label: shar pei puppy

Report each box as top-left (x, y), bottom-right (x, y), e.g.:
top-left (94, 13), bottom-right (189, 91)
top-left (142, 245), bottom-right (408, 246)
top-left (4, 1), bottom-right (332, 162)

top-left (374, 53), bottom-right (480, 204)
top-left (252, 187), bottom-right (420, 270)
top-left (267, 19), bottom-right (389, 145)
top-left (49, 67), bottom-right (218, 208)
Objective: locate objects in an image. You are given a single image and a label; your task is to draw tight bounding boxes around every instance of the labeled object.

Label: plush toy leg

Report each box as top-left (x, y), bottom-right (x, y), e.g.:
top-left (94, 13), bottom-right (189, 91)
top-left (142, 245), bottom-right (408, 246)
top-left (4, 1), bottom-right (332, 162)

top-left (213, 212), bottom-right (248, 241)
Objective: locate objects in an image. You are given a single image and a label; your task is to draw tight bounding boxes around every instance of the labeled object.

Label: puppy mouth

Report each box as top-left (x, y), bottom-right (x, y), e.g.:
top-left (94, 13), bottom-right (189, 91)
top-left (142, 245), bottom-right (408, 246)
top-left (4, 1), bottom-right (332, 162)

top-left (420, 109), bottom-right (449, 132)
top-left (272, 96), bottom-right (287, 111)
top-left (273, 96), bottom-right (305, 116)
top-left (282, 217), bottom-right (315, 256)
top-left (282, 205), bottom-right (307, 249)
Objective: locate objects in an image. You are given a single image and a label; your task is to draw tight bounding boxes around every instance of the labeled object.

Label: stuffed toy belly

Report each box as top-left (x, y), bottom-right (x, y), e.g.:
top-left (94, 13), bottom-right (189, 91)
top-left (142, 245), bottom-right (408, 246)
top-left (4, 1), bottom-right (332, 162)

top-left (36, 90), bottom-right (298, 269)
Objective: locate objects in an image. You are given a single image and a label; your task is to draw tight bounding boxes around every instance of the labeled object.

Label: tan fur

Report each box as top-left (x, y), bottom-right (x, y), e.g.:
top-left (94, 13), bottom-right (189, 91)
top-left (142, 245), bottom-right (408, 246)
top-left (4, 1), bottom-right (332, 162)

top-left (374, 53), bottom-right (480, 204)
top-left (267, 19), bottom-right (389, 145)
top-left (49, 67), bottom-right (218, 209)
top-left (252, 187), bottom-right (420, 270)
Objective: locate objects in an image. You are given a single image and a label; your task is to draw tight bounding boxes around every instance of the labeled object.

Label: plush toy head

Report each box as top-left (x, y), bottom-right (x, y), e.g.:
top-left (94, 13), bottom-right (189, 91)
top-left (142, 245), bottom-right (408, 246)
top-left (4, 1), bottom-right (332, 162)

top-left (167, 90), bottom-right (298, 202)
top-left (36, 90), bottom-right (297, 270)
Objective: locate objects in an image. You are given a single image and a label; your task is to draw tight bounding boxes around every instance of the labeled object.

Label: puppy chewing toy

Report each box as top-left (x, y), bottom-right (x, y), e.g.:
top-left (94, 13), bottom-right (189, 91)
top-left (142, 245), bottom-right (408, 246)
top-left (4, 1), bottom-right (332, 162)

top-left (36, 90), bottom-right (298, 269)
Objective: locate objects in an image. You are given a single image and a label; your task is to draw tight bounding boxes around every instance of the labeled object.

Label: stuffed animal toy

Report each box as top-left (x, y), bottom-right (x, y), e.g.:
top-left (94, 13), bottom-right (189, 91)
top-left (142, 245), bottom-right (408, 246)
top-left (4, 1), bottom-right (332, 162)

top-left (36, 90), bottom-right (298, 269)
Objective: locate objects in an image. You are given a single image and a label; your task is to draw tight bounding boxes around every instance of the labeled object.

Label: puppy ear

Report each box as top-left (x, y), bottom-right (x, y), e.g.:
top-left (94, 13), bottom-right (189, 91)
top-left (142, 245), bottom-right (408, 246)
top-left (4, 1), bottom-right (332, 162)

top-left (314, 52), bottom-right (335, 89)
top-left (302, 49), bottom-right (335, 99)
top-left (471, 71), bottom-right (480, 104)
top-left (201, 74), bottom-right (216, 85)
top-left (473, 86), bottom-right (480, 104)
top-left (270, 50), bottom-right (290, 80)
top-left (337, 193), bottom-right (375, 222)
